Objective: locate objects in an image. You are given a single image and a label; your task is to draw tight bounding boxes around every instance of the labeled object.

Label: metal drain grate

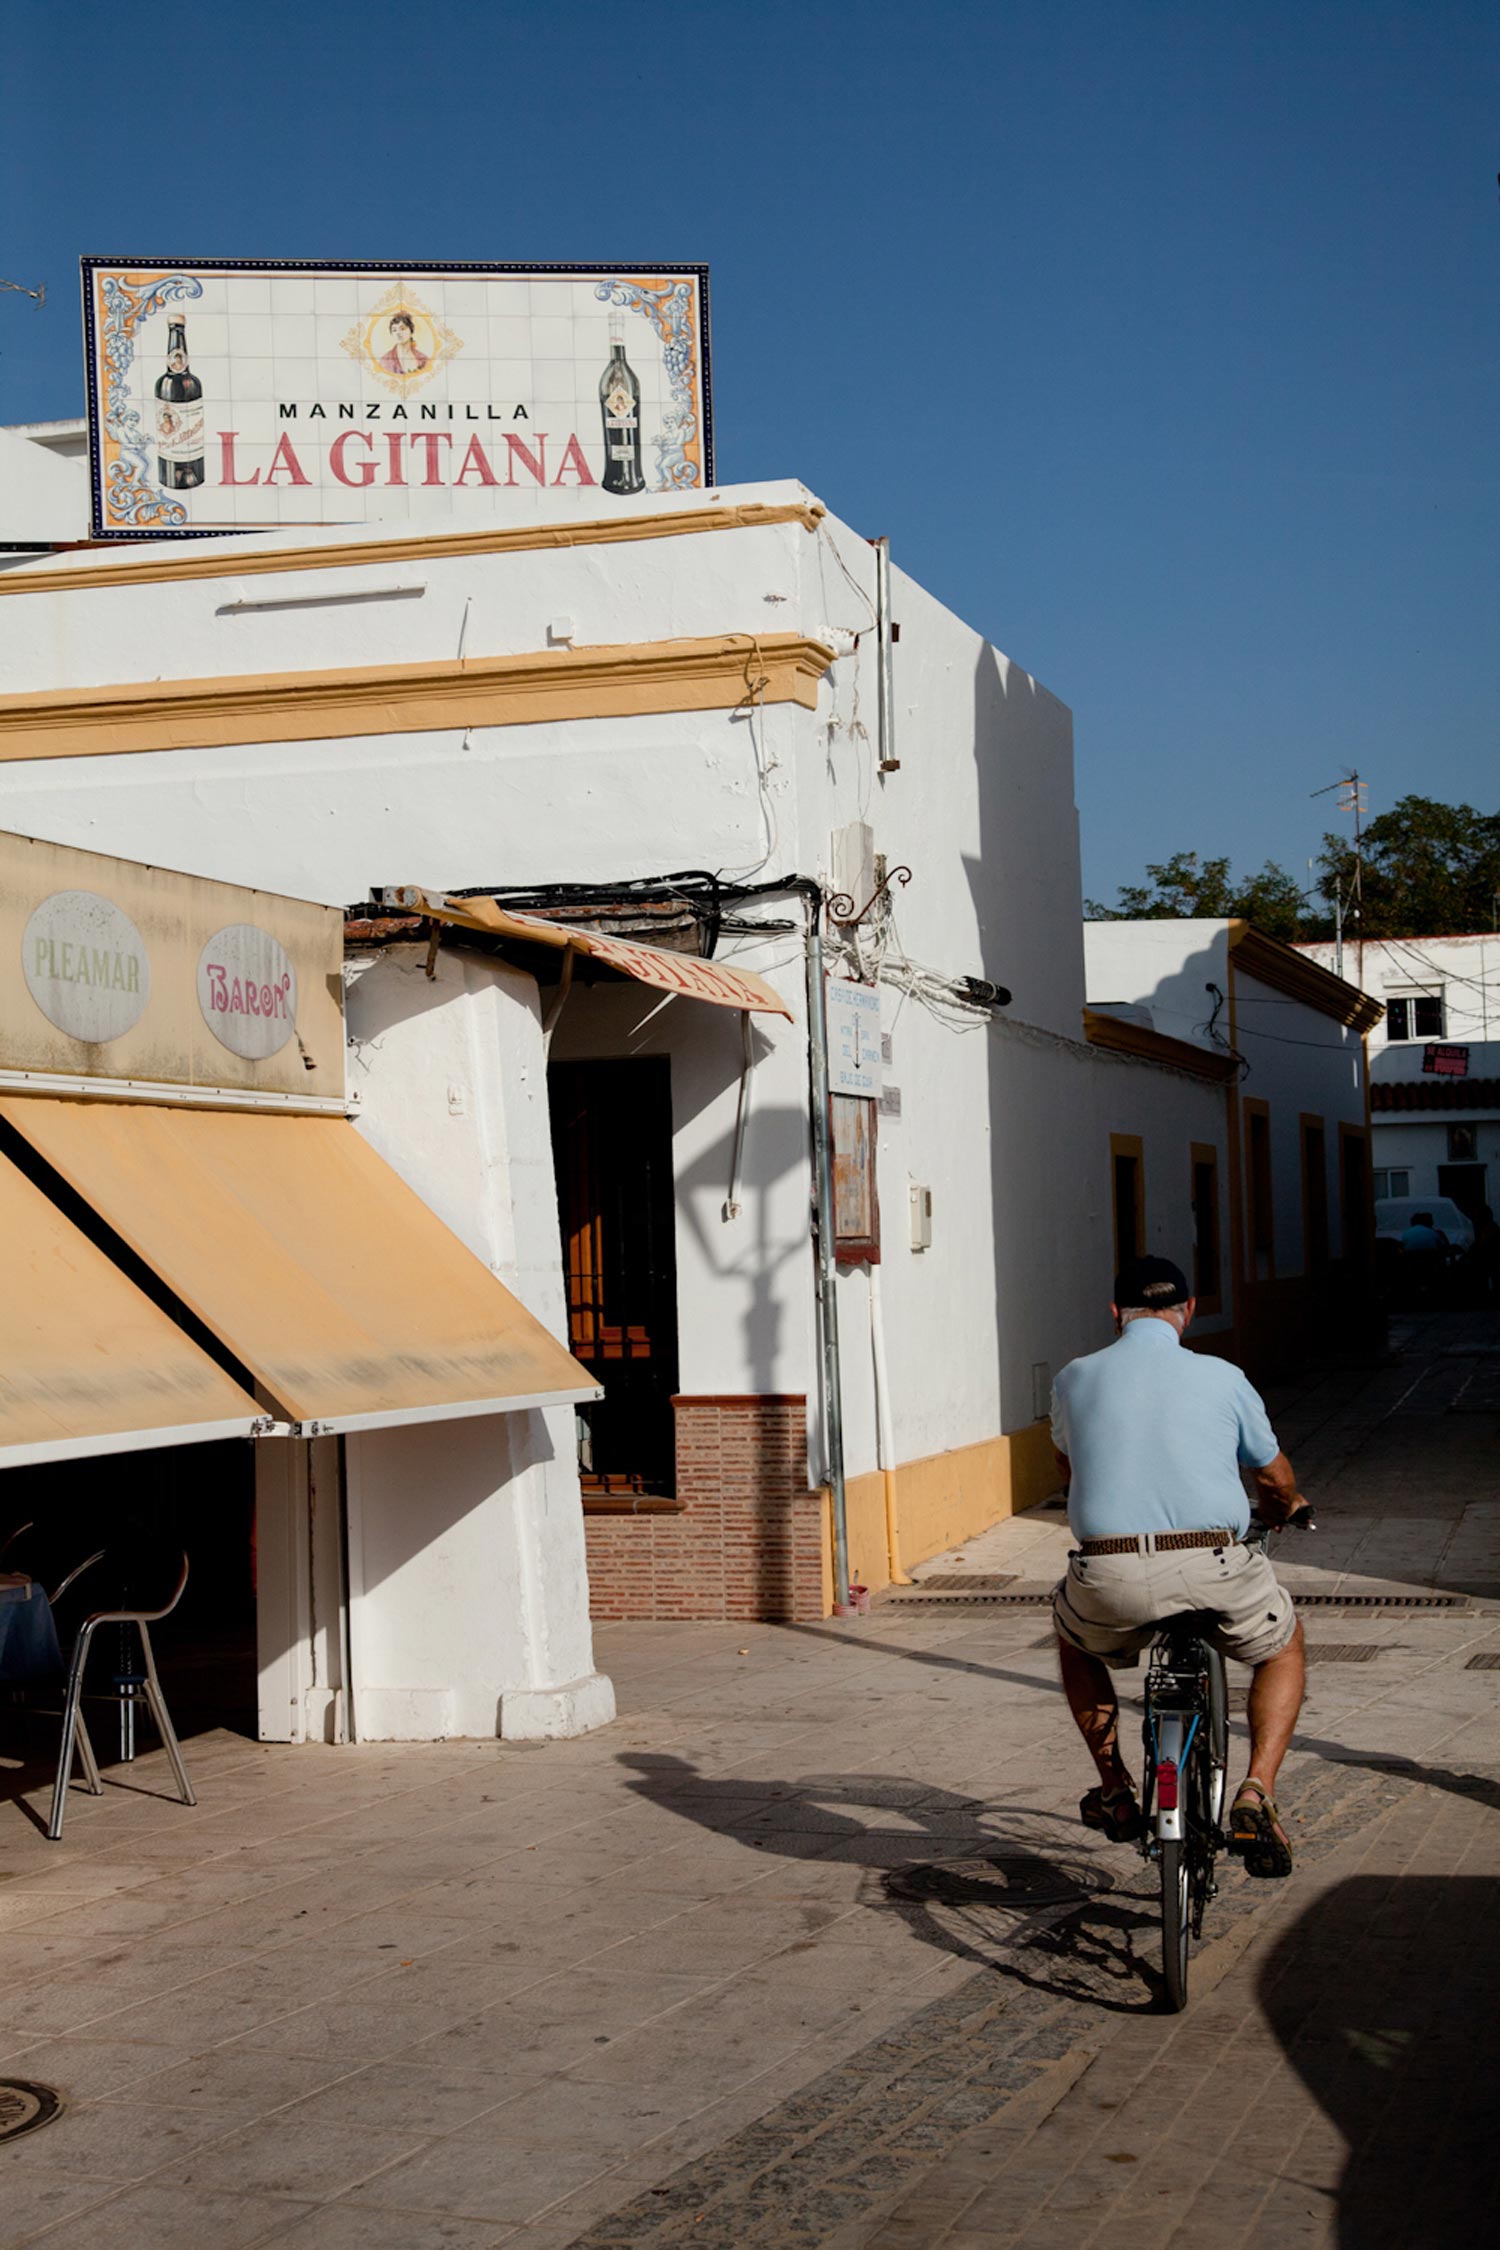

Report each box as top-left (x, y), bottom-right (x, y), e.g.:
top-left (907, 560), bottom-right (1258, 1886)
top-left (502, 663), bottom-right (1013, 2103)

top-left (908, 1574), bottom-right (1019, 1592)
top-left (0, 2081), bottom-right (63, 2147)
top-left (1465, 1652), bottom-right (1500, 1670)
top-left (886, 1591), bottom-right (1054, 1607)
top-left (1293, 1593), bottom-right (1464, 1609)
top-left (1305, 1644), bottom-right (1384, 1664)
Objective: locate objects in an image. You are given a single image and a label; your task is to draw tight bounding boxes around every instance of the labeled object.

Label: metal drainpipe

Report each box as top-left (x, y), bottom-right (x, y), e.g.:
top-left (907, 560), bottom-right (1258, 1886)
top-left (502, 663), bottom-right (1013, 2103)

top-left (804, 900), bottom-right (851, 1610)
top-left (873, 536), bottom-right (899, 775)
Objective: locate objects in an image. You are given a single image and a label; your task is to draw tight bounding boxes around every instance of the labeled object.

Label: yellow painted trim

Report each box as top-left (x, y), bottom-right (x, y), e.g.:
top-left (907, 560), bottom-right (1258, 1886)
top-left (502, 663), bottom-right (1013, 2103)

top-left (1083, 1007), bottom-right (1236, 1081)
top-left (1230, 920), bottom-right (1383, 1032)
top-left (0, 499), bottom-right (828, 599)
top-left (0, 632), bottom-right (837, 764)
top-left (820, 1421), bottom-right (1061, 1611)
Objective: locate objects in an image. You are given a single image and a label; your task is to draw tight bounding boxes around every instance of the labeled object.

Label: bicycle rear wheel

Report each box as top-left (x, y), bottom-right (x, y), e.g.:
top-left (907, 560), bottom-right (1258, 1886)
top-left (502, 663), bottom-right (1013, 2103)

top-left (1160, 1836), bottom-right (1190, 2011)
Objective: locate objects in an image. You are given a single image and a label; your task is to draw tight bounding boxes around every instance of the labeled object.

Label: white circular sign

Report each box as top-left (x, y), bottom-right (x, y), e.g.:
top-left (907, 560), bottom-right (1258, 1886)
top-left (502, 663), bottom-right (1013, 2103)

top-left (197, 924), bottom-right (298, 1061)
top-left (22, 890), bottom-right (151, 1045)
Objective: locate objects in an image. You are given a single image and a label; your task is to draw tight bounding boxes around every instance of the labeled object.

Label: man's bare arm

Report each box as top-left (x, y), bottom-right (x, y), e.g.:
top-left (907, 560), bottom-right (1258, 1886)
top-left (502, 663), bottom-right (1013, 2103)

top-left (1253, 1450), bottom-right (1311, 1525)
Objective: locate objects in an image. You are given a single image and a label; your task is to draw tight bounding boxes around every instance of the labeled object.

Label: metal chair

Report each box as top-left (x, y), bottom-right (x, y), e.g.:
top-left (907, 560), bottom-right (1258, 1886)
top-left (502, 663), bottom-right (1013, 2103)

top-left (49, 1545), bottom-right (197, 1840)
top-left (1, 1520), bottom-right (108, 1824)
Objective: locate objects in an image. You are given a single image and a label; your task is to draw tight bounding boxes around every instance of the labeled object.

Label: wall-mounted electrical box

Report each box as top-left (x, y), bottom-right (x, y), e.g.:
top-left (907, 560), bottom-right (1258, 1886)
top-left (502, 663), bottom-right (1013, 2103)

top-left (909, 1183), bottom-right (932, 1250)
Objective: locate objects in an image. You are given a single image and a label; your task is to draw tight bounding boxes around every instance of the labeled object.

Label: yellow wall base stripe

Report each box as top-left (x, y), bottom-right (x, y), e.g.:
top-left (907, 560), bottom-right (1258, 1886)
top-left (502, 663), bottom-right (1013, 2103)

top-left (819, 1420), bottom-right (1060, 1614)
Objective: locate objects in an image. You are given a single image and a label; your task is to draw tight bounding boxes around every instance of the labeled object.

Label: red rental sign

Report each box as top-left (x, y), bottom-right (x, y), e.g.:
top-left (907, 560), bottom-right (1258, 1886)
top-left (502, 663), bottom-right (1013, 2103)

top-left (1422, 1044), bottom-right (1470, 1077)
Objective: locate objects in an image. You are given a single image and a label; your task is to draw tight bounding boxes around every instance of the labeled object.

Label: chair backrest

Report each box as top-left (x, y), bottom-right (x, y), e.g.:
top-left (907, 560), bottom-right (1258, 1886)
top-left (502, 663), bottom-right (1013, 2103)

top-left (69, 1538), bottom-right (190, 1623)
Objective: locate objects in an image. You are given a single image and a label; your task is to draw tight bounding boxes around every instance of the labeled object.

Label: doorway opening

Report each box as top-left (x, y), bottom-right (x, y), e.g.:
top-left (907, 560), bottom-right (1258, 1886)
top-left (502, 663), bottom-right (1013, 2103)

top-left (549, 1057), bottom-right (681, 1495)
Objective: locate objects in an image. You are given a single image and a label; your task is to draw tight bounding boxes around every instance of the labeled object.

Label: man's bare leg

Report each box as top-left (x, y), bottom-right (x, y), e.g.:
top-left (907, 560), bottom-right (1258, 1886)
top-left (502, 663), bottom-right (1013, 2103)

top-left (1243, 1619), bottom-right (1305, 1797)
top-left (1057, 1635), bottom-right (1133, 1791)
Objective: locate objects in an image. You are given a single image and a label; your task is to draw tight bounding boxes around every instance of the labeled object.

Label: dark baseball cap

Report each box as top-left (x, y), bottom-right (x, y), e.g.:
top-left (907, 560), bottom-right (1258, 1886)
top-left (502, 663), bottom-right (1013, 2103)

top-left (1113, 1255), bottom-right (1191, 1310)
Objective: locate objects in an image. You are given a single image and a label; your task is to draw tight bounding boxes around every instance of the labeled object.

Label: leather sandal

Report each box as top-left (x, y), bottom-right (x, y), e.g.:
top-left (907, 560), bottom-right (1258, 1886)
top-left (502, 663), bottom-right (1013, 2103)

top-left (1228, 1779), bottom-right (1294, 1877)
top-left (1080, 1783), bottom-right (1145, 1843)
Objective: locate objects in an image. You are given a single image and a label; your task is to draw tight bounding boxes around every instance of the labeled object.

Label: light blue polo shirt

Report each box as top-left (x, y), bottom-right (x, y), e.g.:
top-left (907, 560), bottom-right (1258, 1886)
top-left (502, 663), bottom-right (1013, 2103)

top-left (1050, 1318), bottom-right (1279, 1539)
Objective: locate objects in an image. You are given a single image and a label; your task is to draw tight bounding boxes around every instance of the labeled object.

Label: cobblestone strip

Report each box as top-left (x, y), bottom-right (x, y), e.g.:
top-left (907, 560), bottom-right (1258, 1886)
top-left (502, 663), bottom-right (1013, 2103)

top-left (566, 1758), bottom-right (1418, 2250)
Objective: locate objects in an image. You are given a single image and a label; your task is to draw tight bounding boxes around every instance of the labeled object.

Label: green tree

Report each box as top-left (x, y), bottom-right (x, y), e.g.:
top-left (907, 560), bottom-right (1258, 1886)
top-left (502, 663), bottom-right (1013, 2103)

top-left (1315, 795), bottom-right (1500, 938)
top-left (1085, 851), bottom-right (1314, 941)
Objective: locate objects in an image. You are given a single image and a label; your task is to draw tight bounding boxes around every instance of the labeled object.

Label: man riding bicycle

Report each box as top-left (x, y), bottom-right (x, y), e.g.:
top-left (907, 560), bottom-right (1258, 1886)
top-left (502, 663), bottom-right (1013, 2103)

top-left (1050, 1255), bottom-right (1308, 1877)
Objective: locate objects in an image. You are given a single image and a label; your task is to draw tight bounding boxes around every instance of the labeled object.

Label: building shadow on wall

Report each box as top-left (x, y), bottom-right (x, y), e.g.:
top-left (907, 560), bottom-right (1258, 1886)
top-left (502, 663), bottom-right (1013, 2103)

top-left (1258, 1873), bottom-right (1499, 2246)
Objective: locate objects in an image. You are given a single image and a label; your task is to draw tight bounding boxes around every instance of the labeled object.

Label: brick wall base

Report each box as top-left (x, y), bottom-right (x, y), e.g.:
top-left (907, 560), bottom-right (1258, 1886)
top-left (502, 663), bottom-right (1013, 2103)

top-left (583, 1394), bottom-right (824, 1623)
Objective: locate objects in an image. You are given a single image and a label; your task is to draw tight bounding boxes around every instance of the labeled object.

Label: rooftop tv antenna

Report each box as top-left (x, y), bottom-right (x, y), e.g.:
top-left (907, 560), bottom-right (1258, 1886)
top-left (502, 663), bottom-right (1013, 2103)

top-left (1312, 769), bottom-right (1369, 983)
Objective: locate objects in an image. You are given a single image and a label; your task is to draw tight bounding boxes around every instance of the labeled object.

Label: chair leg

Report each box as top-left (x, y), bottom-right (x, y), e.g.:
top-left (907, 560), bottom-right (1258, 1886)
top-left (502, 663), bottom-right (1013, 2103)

top-left (49, 1624), bottom-right (97, 1842)
top-left (74, 1709), bottom-right (103, 1796)
top-left (138, 1625), bottom-right (195, 1808)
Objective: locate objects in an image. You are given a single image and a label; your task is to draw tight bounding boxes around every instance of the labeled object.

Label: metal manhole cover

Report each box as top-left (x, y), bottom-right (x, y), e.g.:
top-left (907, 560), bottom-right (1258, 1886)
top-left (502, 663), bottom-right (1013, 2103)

top-left (886, 1856), bottom-right (1110, 1910)
top-left (0, 2080), bottom-right (64, 2147)
top-left (1306, 1644), bottom-right (1383, 1664)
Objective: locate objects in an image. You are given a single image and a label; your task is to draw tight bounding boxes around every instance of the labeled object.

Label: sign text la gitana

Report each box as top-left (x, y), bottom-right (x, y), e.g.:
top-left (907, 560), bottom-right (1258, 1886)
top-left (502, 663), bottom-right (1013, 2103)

top-left (82, 260), bottom-right (712, 540)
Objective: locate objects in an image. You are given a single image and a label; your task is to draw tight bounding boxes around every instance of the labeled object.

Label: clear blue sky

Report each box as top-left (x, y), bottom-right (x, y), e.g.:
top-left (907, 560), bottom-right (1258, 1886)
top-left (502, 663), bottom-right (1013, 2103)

top-left (4, 1), bottom-right (1496, 904)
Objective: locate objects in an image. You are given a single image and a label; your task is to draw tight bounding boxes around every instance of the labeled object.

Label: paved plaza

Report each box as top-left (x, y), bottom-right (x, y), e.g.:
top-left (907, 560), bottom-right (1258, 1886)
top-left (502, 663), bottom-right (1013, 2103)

top-left (2, 1312), bottom-right (1497, 2247)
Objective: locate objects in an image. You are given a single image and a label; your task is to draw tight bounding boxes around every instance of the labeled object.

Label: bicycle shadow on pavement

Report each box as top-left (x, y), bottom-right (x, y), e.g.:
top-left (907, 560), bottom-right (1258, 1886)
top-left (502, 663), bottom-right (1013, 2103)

top-left (618, 1752), bottom-right (1166, 2013)
top-left (1259, 1873), bottom-right (1499, 2247)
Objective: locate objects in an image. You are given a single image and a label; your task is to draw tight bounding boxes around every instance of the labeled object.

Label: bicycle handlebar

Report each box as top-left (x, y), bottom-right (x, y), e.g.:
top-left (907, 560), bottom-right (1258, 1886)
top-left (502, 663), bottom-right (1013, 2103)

top-left (1245, 1503), bottom-right (1317, 1550)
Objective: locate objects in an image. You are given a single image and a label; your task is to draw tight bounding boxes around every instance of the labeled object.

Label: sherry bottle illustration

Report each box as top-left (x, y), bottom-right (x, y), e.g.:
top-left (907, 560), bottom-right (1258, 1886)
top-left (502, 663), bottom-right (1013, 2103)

top-left (155, 318), bottom-right (205, 490)
top-left (599, 331), bottom-right (645, 495)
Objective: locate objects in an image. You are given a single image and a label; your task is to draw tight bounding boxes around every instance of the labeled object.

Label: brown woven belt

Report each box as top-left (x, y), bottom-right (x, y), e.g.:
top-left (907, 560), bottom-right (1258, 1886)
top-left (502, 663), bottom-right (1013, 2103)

top-left (1077, 1529), bottom-right (1236, 1557)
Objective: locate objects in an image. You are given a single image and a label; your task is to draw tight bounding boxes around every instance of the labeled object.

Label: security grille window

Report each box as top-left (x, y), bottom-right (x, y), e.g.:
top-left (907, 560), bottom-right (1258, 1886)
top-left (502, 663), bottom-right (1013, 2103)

top-left (1384, 993), bottom-right (1445, 1041)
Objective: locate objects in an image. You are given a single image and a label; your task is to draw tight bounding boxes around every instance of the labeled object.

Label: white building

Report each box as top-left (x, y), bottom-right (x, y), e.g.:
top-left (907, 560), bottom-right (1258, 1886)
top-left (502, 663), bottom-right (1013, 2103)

top-left (1085, 918), bottom-right (1382, 1372)
top-left (0, 464), bottom-right (1280, 1740)
top-left (1297, 933), bottom-right (1500, 1228)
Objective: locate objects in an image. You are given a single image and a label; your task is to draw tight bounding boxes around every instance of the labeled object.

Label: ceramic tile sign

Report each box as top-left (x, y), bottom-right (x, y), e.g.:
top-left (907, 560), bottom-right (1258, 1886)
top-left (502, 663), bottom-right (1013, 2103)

top-left (826, 977), bottom-right (883, 1099)
top-left (198, 925), bottom-right (298, 1061)
top-left (23, 891), bottom-right (151, 1046)
top-left (81, 259), bottom-right (712, 540)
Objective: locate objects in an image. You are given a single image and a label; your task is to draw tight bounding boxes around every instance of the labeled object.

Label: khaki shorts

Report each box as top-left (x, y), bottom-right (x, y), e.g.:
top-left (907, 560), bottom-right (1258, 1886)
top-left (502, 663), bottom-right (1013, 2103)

top-left (1053, 1536), bottom-right (1297, 1670)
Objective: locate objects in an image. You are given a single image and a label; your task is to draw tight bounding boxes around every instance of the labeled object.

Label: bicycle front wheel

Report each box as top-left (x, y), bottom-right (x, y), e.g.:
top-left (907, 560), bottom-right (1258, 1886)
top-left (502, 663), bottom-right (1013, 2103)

top-left (1160, 1836), bottom-right (1190, 2011)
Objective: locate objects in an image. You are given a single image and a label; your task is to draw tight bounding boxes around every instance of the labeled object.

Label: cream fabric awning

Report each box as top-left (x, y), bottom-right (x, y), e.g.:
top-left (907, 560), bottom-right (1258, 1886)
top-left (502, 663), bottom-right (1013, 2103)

top-left (386, 887), bottom-right (794, 1019)
top-left (0, 1150), bottom-right (262, 1468)
top-left (0, 1097), bottom-right (600, 1436)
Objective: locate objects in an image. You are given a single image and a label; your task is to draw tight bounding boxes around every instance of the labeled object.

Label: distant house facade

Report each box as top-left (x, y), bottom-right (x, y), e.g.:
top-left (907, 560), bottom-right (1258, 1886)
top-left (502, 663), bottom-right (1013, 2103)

top-left (1085, 919), bottom-right (1383, 1375)
top-left (1297, 933), bottom-right (1500, 1232)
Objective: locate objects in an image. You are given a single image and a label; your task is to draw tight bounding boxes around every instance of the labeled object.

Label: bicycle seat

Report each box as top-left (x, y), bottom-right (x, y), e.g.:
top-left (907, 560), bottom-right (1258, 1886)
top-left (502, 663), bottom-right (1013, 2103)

top-left (1157, 1609), bottom-right (1222, 1647)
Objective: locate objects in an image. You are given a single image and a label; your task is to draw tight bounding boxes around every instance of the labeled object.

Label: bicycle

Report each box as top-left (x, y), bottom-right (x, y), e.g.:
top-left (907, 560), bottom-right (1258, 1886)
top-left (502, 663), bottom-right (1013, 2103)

top-left (1137, 1510), bottom-right (1314, 2011)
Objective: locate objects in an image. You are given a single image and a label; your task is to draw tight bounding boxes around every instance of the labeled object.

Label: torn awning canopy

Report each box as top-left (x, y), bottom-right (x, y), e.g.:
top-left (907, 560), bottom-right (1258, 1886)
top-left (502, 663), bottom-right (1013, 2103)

top-left (384, 887), bottom-right (794, 1020)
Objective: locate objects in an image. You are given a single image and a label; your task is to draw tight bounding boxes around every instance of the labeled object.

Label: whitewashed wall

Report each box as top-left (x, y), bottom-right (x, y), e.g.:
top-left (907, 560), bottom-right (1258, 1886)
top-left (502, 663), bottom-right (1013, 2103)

top-left (334, 943), bottom-right (612, 1741)
top-left (0, 476), bottom-right (1229, 1594)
